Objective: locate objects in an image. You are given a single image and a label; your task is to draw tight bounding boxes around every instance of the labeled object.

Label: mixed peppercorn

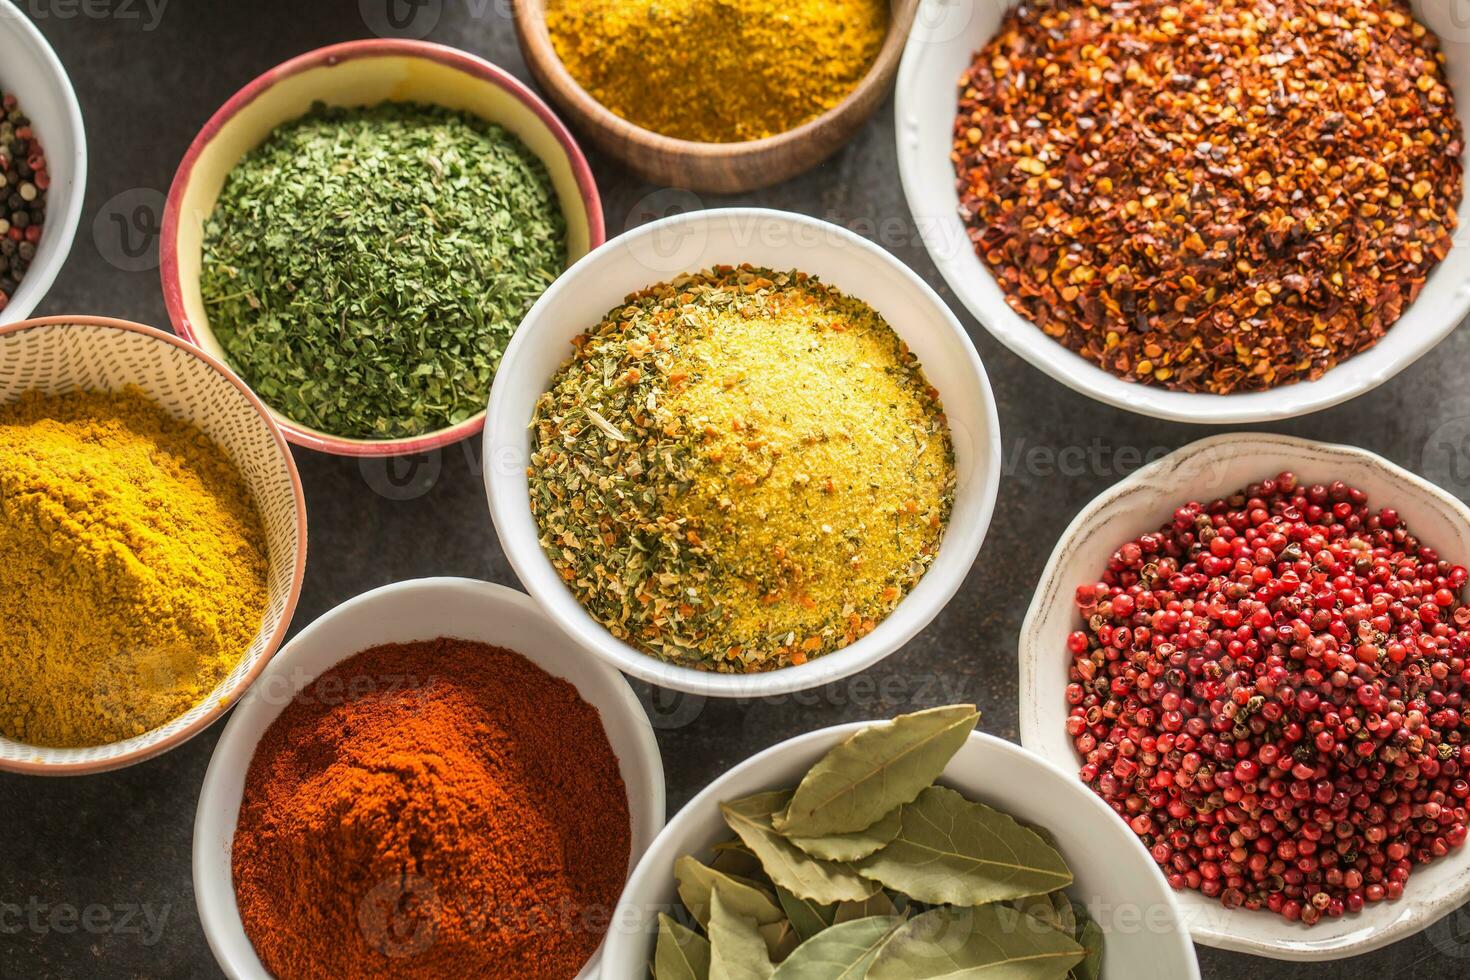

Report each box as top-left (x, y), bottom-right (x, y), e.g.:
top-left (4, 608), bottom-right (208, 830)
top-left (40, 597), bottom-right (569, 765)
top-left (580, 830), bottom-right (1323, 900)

top-left (954, 0), bottom-right (1464, 394)
top-left (0, 91), bottom-right (48, 312)
top-left (1068, 473), bottom-right (1470, 923)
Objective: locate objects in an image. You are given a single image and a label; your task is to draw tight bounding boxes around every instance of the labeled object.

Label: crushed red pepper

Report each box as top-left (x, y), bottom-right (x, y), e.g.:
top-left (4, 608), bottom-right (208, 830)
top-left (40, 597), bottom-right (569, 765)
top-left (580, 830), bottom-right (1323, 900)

top-left (953, 0), bottom-right (1464, 394)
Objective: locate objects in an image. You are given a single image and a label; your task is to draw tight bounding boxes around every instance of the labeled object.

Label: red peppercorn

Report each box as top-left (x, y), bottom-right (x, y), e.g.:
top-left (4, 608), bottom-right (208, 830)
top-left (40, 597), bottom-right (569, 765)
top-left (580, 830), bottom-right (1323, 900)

top-left (1068, 473), bottom-right (1470, 924)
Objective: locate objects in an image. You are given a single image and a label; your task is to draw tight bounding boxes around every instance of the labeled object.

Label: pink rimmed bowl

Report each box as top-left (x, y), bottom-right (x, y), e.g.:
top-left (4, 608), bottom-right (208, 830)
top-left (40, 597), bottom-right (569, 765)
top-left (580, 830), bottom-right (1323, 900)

top-left (161, 39), bottom-right (604, 458)
top-left (0, 316), bottom-right (307, 775)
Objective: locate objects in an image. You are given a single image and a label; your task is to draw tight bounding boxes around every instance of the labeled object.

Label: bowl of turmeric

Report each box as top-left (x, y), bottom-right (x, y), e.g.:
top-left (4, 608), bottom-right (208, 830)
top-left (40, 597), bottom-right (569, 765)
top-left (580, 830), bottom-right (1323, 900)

top-left (0, 316), bottom-right (306, 775)
top-left (513, 0), bottom-right (920, 192)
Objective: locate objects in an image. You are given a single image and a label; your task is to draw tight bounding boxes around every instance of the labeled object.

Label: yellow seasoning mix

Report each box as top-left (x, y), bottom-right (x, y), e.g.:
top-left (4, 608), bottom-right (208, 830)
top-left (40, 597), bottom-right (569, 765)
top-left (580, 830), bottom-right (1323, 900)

top-left (0, 388), bottom-right (269, 747)
top-left (545, 0), bottom-right (889, 143)
top-left (530, 266), bottom-right (955, 672)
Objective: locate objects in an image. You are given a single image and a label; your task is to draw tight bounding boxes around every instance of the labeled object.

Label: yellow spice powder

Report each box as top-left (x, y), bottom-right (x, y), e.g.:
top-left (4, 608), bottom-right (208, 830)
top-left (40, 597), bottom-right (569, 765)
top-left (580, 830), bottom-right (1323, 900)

top-left (0, 388), bottom-right (270, 747)
top-left (530, 267), bottom-right (954, 672)
top-left (545, 0), bottom-right (890, 143)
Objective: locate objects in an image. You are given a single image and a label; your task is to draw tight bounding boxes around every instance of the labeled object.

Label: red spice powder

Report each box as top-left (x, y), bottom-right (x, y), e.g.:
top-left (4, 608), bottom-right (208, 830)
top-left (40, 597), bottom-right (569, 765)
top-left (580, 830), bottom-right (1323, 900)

top-left (231, 638), bottom-right (631, 979)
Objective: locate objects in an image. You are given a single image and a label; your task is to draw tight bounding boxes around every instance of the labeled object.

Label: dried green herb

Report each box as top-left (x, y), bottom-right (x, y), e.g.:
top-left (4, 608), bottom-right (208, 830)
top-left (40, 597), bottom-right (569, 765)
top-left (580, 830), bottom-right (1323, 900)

top-left (201, 101), bottom-right (565, 439)
top-left (653, 708), bottom-right (1105, 979)
top-left (854, 786), bottom-right (1074, 905)
top-left (721, 791), bottom-right (878, 904)
top-left (775, 705), bottom-right (980, 837)
top-left (709, 888), bottom-right (775, 980)
top-left (656, 914), bottom-right (712, 980)
top-left (866, 906), bottom-right (1085, 979)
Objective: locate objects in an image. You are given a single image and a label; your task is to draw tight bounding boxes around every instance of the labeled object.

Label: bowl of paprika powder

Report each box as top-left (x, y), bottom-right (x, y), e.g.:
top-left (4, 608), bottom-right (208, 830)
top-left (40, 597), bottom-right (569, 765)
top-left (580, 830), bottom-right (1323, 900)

top-left (193, 577), bottom-right (664, 979)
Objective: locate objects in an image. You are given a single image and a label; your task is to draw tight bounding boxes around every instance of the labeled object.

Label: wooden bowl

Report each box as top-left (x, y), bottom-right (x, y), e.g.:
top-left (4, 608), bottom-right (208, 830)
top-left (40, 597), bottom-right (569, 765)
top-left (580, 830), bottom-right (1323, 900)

top-left (513, 0), bottom-right (919, 193)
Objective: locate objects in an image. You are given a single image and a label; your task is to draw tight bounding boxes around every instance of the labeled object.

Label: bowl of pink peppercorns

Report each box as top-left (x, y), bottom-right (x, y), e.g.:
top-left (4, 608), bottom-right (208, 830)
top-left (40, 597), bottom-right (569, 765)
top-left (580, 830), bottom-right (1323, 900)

top-left (1019, 432), bottom-right (1470, 961)
top-left (0, 1), bottom-right (85, 323)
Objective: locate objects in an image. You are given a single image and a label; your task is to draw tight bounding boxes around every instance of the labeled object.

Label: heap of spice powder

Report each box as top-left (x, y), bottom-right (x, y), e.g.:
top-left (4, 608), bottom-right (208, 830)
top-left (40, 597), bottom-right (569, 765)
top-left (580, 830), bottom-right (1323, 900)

top-left (232, 638), bottom-right (631, 979)
top-left (0, 388), bottom-right (269, 747)
top-left (544, 0), bottom-right (889, 143)
top-left (529, 266), bottom-right (955, 672)
top-left (0, 90), bottom-right (47, 312)
top-left (952, 0), bottom-right (1464, 394)
top-left (200, 102), bottom-right (566, 439)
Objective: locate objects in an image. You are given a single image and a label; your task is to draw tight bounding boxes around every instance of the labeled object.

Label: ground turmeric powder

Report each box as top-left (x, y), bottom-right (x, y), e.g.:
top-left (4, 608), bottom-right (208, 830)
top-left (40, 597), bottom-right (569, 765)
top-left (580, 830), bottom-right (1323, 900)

top-left (0, 388), bottom-right (269, 748)
top-left (545, 0), bottom-right (890, 143)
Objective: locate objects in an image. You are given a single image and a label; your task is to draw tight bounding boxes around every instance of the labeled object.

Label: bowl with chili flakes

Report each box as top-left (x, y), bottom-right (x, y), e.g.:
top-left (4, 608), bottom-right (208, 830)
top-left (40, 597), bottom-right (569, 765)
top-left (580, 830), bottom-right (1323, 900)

top-left (898, 0), bottom-right (1470, 423)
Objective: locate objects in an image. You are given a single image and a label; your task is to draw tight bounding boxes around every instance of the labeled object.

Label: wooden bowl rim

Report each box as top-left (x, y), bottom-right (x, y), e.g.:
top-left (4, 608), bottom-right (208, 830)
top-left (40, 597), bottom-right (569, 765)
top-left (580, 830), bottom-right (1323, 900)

top-left (515, 0), bottom-right (921, 158)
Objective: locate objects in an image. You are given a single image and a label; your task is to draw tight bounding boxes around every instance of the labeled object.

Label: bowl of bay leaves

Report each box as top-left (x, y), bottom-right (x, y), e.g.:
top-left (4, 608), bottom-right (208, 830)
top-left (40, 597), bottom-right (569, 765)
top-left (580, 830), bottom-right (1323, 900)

top-left (602, 705), bottom-right (1200, 980)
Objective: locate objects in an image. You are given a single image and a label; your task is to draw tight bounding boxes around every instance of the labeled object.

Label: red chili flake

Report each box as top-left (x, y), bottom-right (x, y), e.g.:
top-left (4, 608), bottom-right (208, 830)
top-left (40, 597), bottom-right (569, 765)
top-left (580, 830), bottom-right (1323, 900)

top-left (952, 0), bottom-right (1465, 394)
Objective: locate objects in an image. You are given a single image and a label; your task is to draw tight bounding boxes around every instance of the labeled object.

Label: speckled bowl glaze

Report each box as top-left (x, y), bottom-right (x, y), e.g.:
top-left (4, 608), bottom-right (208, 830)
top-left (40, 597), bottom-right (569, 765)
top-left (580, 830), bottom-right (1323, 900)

top-left (896, 0), bottom-right (1470, 423)
top-left (601, 726), bottom-right (1201, 979)
top-left (161, 38), bottom-right (603, 457)
top-left (0, 316), bottom-right (306, 775)
top-left (193, 578), bottom-right (664, 980)
top-left (1019, 432), bottom-right (1470, 959)
top-left (485, 208), bottom-right (1002, 698)
top-left (0, 0), bottom-right (86, 324)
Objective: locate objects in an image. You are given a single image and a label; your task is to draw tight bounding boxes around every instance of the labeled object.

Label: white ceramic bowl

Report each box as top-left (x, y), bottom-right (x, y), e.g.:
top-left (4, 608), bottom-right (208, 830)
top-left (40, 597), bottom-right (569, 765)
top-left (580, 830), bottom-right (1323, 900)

top-left (1018, 433), bottom-right (1470, 959)
top-left (601, 726), bottom-right (1202, 979)
top-left (193, 578), bottom-right (665, 980)
top-left (0, 317), bottom-right (306, 775)
top-left (0, 1), bottom-right (85, 323)
top-left (485, 208), bottom-right (1002, 697)
top-left (896, 0), bottom-right (1470, 424)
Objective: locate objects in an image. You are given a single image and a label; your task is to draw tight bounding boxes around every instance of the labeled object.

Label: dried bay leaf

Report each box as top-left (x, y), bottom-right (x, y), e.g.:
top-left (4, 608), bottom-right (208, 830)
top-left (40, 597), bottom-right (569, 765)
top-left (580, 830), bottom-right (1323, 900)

top-left (721, 791), bottom-right (878, 904)
top-left (775, 705), bottom-right (980, 837)
top-left (769, 915), bottom-right (905, 980)
top-left (655, 913), bottom-right (711, 980)
top-left (1070, 916), bottom-right (1104, 980)
top-left (787, 807), bottom-right (902, 862)
top-left (775, 886), bottom-right (836, 942)
top-left (709, 888), bottom-right (776, 980)
top-left (711, 839), bottom-right (766, 881)
top-left (760, 920), bottom-right (801, 963)
top-left (676, 855), bottom-right (784, 929)
top-left (834, 890), bottom-right (900, 924)
top-left (867, 905), bottom-right (1086, 980)
top-left (855, 786), bottom-right (1073, 905)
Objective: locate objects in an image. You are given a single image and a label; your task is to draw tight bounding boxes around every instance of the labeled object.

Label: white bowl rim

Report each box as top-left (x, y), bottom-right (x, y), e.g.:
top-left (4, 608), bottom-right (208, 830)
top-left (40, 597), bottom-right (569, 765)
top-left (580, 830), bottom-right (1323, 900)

top-left (192, 576), bottom-right (665, 980)
top-left (485, 206), bottom-right (1003, 697)
top-left (0, 0), bottom-right (87, 324)
top-left (895, 0), bottom-right (1470, 425)
top-left (1017, 431), bottom-right (1470, 959)
top-left (603, 724), bottom-right (1202, 980)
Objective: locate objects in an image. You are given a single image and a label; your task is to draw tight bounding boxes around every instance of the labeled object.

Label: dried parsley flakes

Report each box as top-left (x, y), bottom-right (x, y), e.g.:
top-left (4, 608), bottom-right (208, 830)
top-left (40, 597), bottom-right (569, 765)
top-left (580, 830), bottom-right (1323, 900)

top-left (201, 102), bottom-right (567, 439)
top-left (529, 266), bottom-right (955, 673)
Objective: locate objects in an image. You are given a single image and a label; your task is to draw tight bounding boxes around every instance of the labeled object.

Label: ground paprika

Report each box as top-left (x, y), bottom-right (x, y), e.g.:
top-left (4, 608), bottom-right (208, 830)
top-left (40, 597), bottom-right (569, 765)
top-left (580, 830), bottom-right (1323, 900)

top-left (231, 637), bottom-right (631, 979)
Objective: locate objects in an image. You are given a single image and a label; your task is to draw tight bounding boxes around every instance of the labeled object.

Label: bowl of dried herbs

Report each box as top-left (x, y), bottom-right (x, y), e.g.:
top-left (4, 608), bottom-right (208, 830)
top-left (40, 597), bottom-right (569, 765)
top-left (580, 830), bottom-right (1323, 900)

top-left (600, 705), bottom-right (1201, 979)
top-left (485, 209), bottom-right (1003, 698)
top-left (162, 39), bottom-right (603, 456)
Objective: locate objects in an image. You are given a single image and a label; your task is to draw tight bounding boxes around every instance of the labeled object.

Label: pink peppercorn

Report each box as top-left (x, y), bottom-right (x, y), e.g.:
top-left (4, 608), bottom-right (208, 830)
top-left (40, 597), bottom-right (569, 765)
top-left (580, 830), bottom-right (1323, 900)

top-left (1067, 472), bottom-right (1470, 924)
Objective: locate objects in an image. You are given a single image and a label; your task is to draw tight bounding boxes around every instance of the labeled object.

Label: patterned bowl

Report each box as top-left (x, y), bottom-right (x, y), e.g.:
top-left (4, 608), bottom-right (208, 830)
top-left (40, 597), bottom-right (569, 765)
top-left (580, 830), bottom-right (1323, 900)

top-left (0, 316), bottom-right (306, 775)
top-left (1019, 433), bottom-right (1470, 959)
top-left (161, 38), bottom-right (604, 457)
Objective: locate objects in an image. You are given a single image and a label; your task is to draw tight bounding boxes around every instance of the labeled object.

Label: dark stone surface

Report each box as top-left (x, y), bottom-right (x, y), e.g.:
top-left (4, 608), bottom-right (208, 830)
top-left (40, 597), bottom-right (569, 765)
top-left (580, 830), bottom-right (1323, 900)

top-left (2, 1), bottom-right (1469, 977)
